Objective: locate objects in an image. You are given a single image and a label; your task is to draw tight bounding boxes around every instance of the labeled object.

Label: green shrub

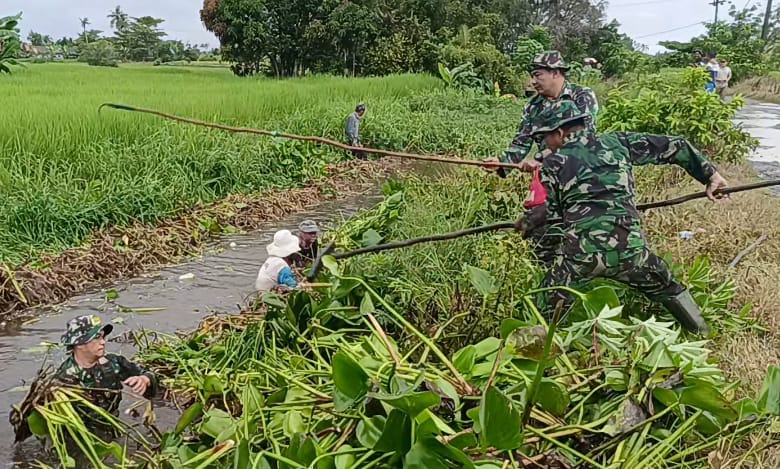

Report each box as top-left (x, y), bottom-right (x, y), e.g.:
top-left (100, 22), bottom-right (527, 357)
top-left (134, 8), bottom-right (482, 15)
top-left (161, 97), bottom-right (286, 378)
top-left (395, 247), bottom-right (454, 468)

top-left (599, 67), bottom-right (757, 162)
top-left (78, 40), bottom-right (118, 67)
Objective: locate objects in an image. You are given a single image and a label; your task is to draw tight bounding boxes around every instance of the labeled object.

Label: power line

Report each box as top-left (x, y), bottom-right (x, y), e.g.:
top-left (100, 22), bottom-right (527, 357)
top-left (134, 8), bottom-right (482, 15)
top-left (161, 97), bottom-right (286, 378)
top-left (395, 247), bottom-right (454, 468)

top-left (634, 21), bottom-right (707, 39)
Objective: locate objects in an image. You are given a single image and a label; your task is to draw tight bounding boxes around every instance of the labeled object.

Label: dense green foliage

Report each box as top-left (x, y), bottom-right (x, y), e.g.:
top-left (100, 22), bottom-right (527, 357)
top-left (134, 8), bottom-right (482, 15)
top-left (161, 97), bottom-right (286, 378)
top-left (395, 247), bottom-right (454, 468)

top-left (78, 40), bottom-right (118, 67)
top-left (21, 7), bottom-right (208, 65)
top-left (659, 6), bottom-right (779, 81)
top-left (0, 13), bottom-right (22, 73)
top-left (199, 0), bottom-right (629, 82)
top-left (599, 68), bottom-right (758, 162)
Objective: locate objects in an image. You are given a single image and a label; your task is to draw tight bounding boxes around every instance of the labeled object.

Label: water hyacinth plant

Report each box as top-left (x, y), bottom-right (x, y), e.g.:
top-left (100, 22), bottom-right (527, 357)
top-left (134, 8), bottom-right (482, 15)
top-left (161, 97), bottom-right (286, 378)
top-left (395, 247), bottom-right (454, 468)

top-left (21, 265), bottom-right (778, 468)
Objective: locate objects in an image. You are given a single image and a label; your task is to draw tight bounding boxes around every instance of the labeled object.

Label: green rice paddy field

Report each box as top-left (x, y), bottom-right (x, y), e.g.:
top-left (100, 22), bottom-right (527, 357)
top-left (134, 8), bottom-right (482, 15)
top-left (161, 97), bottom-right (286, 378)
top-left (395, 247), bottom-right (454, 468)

top-left (0, 63), bottom-right (517, 264)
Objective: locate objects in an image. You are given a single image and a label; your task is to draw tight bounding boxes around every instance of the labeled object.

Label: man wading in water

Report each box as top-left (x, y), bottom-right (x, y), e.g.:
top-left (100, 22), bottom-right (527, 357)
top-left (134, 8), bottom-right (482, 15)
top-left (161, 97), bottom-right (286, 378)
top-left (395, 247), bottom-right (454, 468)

top-left (483, 51), bottom-right (599, 267)
top-left (290, 220), bottom-right (320, 268)
top-left (54, 315), bottom-right (158, 463)
top-left (519, 100), bottom-right (728, 335)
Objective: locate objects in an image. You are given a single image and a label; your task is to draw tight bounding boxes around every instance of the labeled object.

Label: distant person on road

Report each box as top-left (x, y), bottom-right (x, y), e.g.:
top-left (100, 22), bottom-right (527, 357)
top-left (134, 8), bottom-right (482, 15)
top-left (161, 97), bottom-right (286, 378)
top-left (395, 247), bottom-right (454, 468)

top-left (691, 49), bottom-right (705, 68)
top-left (255, 230), bottom-right (302, 292)
top-left (482, 50), bottom-right (599, 267)
top-left (705, 54), bottom-right (719, 93)
top-left (345, 103), bottom-right (367, 160)
top-left (290, 220), bottom-right (320, 268)
top-left (715, 59), bottom-right (732, 100)
top-left (54, 315), bottom-right (158, 438)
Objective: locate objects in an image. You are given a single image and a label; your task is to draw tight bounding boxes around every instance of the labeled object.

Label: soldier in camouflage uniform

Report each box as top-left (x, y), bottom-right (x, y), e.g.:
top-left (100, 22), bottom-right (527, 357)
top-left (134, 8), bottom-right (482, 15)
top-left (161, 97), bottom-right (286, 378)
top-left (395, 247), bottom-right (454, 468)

top-left (519, 100), bottom-right (729, 335)
top-left (484, 51), bottom-right (599, 266)
top-left (54, 315), bottom-right (158, 436)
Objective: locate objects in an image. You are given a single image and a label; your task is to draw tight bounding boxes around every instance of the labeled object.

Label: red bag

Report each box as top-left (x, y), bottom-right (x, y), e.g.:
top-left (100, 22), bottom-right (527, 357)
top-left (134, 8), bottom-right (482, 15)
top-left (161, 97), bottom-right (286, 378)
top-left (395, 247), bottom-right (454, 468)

top-left (523, 169), bottom-right (548, 208)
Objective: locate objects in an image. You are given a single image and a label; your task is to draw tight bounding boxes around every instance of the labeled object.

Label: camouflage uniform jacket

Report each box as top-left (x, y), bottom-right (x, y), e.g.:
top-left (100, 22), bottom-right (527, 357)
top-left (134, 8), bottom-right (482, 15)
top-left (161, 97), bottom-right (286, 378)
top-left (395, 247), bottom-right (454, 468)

top-left (498, 82), bottom-right (599, 178)
top-left (54, 353), bottom-right (158, 416)
top-left (538, 129), bottom-right (717, 256)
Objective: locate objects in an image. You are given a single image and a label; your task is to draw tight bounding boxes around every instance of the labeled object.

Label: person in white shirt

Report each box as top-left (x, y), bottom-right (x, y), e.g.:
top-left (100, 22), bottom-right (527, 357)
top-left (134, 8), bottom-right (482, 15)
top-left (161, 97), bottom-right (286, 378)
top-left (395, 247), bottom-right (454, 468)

top-left (255, 230), bottom-right (303, 292)
top-left (715, 59), bottom-right (732, 100)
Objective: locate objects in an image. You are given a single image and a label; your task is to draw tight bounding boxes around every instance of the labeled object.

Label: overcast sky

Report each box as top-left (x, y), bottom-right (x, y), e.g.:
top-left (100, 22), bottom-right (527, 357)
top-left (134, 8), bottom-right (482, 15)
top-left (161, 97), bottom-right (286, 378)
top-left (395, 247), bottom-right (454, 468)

top-left (2, 1), bottom-right (765, 54)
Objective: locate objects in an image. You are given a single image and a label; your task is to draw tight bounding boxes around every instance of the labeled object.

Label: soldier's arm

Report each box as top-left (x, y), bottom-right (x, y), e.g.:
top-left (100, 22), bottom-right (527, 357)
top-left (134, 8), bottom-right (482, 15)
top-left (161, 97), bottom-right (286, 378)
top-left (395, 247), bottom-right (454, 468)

top-left (497, 103), bottom-right (535, 178)
top-left (617, 132), bottom-right (717, 184)
top-left (115, 355), bottom-right (159, 399)
top-left (574, 87), bottom-right (599, 129)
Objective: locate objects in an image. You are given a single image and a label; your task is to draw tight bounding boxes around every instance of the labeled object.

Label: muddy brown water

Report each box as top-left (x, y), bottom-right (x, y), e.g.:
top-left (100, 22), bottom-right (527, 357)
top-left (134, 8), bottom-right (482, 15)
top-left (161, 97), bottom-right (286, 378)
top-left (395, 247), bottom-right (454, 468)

top-left (2, 101), bottom-right (780, 467)
top-left (0, 190), bottom-right (383, 468)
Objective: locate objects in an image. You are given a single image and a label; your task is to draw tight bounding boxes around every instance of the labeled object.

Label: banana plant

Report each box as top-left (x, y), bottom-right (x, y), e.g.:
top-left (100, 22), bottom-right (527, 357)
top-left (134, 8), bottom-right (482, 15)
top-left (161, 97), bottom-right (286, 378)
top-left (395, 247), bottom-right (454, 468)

top-left (0, 13), bottom-right (22, 74)
top-left (437, 62), bottom-right (484, 92)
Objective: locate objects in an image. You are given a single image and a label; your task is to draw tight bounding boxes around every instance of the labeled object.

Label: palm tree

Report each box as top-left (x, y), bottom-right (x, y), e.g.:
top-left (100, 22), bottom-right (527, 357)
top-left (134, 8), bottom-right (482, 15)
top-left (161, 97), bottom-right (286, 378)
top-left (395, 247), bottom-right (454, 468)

top-left (107, 6), bottom-right (128, 32)
top-left (79, 17), bottom-right (90, 43)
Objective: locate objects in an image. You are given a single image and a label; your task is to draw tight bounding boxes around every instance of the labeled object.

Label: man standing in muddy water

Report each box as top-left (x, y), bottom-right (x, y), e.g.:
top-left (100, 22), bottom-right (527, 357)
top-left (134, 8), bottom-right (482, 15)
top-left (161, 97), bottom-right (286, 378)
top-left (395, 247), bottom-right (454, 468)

top-left (483, 51), bottom-right (599, 267)
top-left (54, 315), bottom-right (158, 434)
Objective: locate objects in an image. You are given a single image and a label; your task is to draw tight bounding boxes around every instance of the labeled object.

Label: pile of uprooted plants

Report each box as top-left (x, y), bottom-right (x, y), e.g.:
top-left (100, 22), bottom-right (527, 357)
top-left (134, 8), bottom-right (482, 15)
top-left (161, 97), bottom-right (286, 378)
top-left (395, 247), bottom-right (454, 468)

top-left (20, 267), bottom-right (779, 468)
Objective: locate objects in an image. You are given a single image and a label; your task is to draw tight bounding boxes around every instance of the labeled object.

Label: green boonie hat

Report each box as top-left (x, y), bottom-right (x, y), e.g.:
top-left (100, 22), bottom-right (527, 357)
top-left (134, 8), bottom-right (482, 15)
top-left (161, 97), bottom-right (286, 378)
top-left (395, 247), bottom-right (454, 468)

top-left (529, 100), bottom-right (589, 136)
top-left (61, 314), bottom-right (113, 346)
top-left (529, 50), bottom-right (570, 71)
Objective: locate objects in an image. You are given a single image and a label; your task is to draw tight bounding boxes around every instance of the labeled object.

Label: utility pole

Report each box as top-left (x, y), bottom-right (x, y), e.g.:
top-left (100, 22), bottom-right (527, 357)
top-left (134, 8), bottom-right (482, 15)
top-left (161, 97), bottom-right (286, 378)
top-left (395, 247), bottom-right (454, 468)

top-left (762, 0), bottom-right (774, 40)
top-left (710, 0), bottom-right (726, 23)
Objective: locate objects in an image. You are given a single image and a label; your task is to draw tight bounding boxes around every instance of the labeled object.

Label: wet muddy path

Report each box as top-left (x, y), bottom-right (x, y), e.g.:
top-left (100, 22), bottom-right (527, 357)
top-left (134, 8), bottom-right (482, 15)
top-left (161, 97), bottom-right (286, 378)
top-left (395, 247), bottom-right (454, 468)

top-left (1, 100), bottom-right (779, 467)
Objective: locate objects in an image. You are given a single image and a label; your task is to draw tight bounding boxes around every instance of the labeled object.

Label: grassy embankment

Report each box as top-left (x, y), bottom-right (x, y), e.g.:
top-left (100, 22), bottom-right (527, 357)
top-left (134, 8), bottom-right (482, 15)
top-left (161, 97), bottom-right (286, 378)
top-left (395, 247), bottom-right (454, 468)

top-left (0, 63), bottom-right (521, 314)
top-left (731, 71), bottom-right (780, 103)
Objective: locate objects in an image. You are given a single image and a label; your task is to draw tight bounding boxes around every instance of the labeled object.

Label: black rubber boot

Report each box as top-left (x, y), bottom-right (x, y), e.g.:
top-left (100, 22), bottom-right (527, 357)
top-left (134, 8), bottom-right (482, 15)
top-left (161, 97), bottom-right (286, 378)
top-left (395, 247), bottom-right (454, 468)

top-left (660, 289), bottom-right (710, 335)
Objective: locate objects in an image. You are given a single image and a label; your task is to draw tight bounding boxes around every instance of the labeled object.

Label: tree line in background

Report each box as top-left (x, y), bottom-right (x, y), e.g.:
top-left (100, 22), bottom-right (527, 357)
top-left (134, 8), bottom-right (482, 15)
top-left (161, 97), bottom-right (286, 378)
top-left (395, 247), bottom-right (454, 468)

top-left (200, 0), bottom-right (779, 94)
top-left (19, 6), bottom-right (219, 67)
top-left (1, 1), bottom-right (778, 89)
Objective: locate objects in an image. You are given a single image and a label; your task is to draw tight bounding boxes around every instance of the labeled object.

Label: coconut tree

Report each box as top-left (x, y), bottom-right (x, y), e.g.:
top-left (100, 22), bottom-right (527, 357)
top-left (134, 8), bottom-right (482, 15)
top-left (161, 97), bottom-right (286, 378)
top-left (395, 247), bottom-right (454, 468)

top-left (107, 6), bottom-right (128, 32)
top-left (79, 17), bottom-right (90, 43)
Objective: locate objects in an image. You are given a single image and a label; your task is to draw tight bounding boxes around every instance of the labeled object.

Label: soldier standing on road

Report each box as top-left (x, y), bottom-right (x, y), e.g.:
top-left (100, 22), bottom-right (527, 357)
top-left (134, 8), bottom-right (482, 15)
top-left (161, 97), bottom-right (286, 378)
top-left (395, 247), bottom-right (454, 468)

top-left (483, 51), bottom-right (599, 267)
top-left (519, 100), bottom-right (728, 335)
top-left (345, 103), bottom-right (367, 160)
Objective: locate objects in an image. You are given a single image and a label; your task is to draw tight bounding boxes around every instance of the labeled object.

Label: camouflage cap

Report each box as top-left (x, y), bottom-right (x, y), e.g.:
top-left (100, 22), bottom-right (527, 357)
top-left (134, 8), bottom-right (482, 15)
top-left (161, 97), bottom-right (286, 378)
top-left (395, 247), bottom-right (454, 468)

top-left (529, 100), bottom-right (589, 136)
top-left (529, 50), bottom-right (570, 71)
top-left (61, 315), bottom-right (113, 347)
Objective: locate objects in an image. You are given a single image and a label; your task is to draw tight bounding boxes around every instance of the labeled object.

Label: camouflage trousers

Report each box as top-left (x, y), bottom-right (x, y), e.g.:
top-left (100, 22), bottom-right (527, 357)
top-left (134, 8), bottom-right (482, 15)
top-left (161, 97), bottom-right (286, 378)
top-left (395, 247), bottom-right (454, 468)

top-left (537, 247), bottom-right (685, 319)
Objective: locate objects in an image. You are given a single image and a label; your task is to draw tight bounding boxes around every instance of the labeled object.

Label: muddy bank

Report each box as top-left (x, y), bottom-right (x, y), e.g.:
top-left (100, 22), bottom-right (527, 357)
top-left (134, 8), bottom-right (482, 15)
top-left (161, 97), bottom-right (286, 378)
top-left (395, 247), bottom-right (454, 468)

top-left (0, 159), bottom-right (407, 318)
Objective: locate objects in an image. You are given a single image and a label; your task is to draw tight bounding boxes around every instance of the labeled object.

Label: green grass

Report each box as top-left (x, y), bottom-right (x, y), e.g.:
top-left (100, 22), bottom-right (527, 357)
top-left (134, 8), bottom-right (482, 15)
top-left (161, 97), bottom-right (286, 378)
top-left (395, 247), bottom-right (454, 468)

top-left (0, 63), bottom-right (521, 264)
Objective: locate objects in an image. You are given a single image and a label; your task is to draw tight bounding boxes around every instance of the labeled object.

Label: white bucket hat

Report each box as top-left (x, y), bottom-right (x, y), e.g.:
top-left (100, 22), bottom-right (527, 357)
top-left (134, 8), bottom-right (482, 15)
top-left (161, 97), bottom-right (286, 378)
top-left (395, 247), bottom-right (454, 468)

top-left (266, 230), bottom-right (301, 258)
